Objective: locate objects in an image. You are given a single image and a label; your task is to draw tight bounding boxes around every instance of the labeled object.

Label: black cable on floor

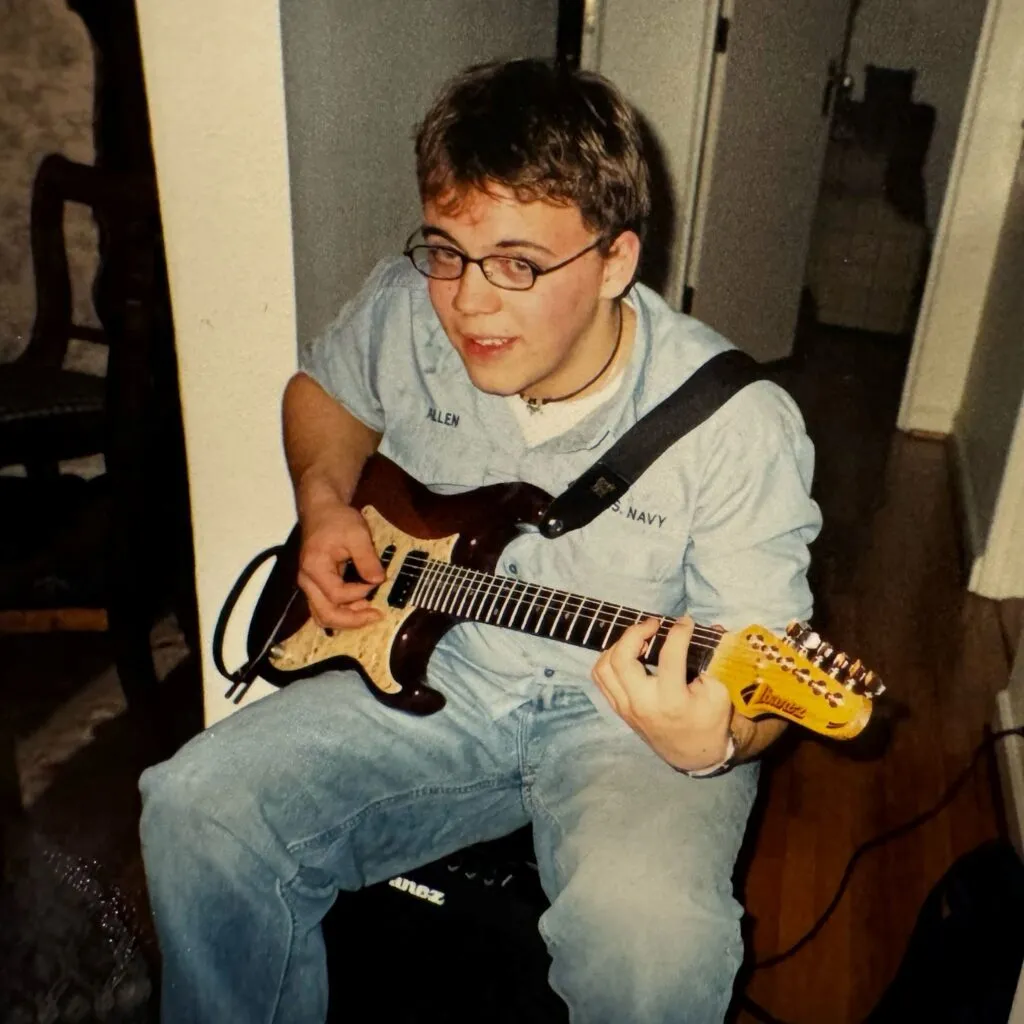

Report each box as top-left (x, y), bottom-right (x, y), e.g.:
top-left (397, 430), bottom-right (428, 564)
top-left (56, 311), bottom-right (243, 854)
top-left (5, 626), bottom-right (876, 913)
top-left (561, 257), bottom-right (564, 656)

top-left (737, 724), bottom-right (1024, 1024)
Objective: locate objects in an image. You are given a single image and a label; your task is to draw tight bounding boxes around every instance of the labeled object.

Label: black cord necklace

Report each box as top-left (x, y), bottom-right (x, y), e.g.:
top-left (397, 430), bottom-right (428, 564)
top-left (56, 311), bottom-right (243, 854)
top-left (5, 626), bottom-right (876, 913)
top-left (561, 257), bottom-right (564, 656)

top-left (520, 303), bottom-right (624, 414)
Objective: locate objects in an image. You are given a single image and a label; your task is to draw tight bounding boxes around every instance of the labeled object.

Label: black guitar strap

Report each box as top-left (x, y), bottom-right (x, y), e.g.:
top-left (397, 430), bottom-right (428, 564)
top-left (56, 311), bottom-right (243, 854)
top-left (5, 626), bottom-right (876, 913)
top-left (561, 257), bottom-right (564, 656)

top-left (538, 348), bottom-right (762, 539)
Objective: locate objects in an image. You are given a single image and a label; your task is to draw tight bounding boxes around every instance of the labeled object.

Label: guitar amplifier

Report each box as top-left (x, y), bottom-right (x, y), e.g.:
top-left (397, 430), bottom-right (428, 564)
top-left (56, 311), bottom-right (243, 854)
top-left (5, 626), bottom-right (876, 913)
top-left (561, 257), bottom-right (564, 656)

top-left (323, 826), bottom-right (568, 1023)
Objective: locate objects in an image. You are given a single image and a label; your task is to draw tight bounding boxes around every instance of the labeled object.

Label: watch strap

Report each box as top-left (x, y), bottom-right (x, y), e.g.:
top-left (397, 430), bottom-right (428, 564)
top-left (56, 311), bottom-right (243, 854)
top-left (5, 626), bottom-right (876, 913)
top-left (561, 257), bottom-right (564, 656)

top-left (678, 732), bottom-right (737, 779)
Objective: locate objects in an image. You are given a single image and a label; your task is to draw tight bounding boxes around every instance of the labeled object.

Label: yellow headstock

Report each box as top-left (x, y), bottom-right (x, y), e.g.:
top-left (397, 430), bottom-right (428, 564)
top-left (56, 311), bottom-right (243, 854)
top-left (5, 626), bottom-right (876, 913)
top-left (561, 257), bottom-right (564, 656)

top-left (708, 621), bottom-right (883, 739)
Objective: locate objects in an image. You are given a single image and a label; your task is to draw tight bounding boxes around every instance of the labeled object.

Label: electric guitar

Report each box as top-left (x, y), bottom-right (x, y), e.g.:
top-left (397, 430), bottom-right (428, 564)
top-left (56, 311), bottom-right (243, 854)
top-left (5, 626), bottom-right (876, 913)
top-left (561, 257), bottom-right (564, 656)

top-left (238, 455), bottom-right (884, 739)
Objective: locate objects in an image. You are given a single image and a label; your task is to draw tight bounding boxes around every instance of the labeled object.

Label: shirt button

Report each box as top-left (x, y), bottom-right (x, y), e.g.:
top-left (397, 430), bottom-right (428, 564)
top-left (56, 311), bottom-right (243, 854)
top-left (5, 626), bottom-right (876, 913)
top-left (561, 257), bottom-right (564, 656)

top-left (544, 668), bottom-right (555, 678)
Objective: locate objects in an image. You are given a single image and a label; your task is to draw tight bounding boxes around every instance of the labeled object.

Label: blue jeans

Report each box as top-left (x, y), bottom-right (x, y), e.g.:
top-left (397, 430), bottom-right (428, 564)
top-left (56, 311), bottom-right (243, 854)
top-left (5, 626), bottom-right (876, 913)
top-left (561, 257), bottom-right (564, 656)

top-left (139, 661), bottom-right (758, 1023)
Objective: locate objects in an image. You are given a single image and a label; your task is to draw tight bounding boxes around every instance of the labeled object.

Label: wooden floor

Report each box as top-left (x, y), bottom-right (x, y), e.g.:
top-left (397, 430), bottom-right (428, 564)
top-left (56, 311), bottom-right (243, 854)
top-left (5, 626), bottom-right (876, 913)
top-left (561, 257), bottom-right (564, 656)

top-left (732, 331), bottom-right (1015, 1023)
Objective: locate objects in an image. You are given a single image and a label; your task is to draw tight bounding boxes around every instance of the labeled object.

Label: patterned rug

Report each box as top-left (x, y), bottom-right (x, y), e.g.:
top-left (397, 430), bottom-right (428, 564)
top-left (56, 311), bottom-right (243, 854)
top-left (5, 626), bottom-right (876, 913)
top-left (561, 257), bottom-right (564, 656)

top-left (0, 825), bottom-right (155, 1024)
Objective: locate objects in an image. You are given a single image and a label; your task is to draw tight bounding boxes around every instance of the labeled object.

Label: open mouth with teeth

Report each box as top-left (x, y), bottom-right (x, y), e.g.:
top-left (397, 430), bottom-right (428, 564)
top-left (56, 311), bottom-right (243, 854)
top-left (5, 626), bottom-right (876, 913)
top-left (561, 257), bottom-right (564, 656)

top-left (463, 335), bottom-right (518, 357)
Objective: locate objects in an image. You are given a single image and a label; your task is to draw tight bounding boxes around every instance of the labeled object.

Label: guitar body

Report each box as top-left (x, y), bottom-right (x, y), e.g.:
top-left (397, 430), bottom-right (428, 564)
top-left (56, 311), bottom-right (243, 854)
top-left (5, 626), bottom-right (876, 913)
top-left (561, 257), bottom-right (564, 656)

top-left (248, 455), bottom-right (552, 713)
top-left (244, 455), bottom-right (883, 736)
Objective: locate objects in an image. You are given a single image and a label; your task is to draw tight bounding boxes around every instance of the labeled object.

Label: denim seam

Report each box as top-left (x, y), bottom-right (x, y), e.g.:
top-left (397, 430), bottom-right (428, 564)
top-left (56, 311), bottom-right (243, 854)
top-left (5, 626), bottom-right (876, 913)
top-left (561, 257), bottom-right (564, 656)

top-left (268, 876), bottom-right (297, 1024)
top-left (284, 773), bottom-right (515, 856)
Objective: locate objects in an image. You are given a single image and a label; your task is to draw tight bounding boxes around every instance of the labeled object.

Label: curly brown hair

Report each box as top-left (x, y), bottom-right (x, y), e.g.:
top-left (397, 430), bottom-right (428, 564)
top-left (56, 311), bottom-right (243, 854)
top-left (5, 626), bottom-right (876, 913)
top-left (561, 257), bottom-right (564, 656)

top-left (415, 59), bottom-right (651, 247)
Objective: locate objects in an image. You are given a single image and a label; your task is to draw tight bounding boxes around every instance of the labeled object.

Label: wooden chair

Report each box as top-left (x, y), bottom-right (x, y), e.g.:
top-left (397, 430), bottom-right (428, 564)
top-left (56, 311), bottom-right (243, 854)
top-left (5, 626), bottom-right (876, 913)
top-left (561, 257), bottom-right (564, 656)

top-left (0, 151), bottom-right (195, 707)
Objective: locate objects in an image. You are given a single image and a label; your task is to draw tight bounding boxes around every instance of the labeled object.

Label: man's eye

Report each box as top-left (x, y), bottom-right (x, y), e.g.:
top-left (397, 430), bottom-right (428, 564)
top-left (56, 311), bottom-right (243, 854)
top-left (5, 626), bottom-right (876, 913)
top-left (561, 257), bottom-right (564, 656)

top-left (491, 256), bottom-right (538, 276)
top-left (429, 246), bottom-right (463, 266)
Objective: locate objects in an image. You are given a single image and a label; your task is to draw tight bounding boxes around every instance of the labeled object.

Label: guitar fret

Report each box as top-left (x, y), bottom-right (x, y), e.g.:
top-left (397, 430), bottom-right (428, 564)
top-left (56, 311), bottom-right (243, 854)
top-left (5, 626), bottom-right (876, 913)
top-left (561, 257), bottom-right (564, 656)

top-left (479, 573), bottom-right (504, 622)
top-left (408, 558), bottom-right (429, 607)
top-left (424, 560), bottom-right (447, 611)
top-left (518, 584), bottom-right (543, 630)
top-left (534, 588), bottom-right (557, 635)
top-left (438, 564), bottom-right (456, 613)
top-left (646, 616), bottom-right (670, 665)
top-left (550, 591), bottom-right (571, 638)
top-left (564, 594), bottom-right (586, 644)
top-left (513, 582), bottom-right (535, 628)
top-left (509, 582), bottom-right (535, 629)
top-left (600, 604), bottom-right (624, 649)
top-left (581, 601), bottom-right (603, 648)
top-left (457, 567), bottom-right (483, 618)
top-left (432, 565), bottom-right (452, 610)
top-left (494, 578), bottom-right (520, 625)
top-left (451, 565), bottom-right (470, 613)
top-left (448, 565), bottom-right (470, 614)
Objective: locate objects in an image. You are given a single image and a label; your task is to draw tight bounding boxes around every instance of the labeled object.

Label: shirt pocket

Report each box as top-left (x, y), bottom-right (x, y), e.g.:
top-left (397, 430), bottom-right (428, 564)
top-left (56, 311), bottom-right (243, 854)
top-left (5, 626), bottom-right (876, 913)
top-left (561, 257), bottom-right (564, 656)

top-left (559, 514), bottom-right (688, 617)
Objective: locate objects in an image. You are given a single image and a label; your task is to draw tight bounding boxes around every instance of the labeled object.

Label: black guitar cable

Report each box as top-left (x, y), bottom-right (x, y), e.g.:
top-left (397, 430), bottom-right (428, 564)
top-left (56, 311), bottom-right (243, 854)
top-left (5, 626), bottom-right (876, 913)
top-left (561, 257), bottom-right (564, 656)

top-left (738, 724), bottom-right (1024, 1024)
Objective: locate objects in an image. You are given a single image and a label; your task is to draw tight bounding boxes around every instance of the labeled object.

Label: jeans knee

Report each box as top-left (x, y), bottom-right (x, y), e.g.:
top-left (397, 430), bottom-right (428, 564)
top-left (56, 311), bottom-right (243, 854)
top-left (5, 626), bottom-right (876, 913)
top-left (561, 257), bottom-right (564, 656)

top-left (542, 877), bottom-right (743, 1023)
top-left (139, 739), bottom-right (256, 866)
top-left (139, 755), bottom-right (208, 859)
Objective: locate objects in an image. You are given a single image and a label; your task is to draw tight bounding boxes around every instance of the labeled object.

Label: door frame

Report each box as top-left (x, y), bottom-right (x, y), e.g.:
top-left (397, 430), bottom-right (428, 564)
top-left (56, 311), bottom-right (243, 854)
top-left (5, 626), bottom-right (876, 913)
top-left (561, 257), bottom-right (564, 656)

top-left (897, 0), bottom-right (1024, 598)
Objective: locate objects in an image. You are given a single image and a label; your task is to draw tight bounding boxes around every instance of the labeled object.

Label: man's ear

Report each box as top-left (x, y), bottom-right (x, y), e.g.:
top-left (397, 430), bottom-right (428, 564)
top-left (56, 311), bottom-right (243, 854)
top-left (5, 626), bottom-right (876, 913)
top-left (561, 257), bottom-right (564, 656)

top-left (600, 230), bottom-right (642, 299)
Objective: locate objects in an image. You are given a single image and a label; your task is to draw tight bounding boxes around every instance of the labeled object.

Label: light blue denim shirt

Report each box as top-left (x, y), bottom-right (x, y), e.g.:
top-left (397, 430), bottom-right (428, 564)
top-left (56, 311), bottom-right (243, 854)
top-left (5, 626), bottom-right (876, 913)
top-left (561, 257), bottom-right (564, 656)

top-left (302, 259), bottom-right (822, 718)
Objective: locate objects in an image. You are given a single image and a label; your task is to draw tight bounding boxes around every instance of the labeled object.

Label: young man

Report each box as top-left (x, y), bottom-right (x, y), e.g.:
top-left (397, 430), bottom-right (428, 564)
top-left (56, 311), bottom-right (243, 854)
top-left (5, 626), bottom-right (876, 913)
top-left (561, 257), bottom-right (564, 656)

top-left (140, 59), bottom-right (820, 1022)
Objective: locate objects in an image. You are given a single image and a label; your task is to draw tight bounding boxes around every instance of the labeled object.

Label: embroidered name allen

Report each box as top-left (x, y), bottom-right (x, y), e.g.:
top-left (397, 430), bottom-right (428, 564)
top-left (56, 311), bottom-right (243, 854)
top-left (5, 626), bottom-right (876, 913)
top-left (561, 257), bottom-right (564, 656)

top-left (758, 684), bottom-right (807, 719)
top-left (426, 408), bottom-right (460, 428)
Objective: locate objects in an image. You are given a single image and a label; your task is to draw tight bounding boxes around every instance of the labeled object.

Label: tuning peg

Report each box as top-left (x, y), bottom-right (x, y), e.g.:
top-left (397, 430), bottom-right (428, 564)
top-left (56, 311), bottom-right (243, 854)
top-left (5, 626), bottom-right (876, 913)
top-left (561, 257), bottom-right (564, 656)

top-left (785, 621), bottom-right (810, 647)
top-left (811, 642), bottom-right (834, 667)
top-left (801, 631), bottom-right (822, 655)
top-left (845, 659), bottom-right (865, 691)
top-left (862, 670), bottom-right (885, 697)
top-left (828, 652), bottom-right (850, 680)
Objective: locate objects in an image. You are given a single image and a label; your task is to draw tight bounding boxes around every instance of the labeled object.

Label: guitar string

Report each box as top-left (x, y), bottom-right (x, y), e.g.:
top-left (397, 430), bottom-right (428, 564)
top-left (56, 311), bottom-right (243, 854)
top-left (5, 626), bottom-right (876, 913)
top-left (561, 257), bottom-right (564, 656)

top-left (394, 558), bottom-right (858, 703)
top-left (398, 552), bottom-right (727, 640)
top-left (396, 553), bottom-right (739, 647)
top-left (394, 559), bottom-right (847, 691)
top-left (358, 556), bottom-right (851, 715)
top-left (405, 576), bottom-right (753, 657)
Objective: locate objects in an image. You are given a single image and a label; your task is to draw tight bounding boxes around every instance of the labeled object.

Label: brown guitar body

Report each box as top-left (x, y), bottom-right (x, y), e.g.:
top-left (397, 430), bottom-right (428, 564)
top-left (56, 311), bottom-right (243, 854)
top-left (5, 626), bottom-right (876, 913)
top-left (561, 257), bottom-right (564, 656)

top-left (247, 455), bottom-right (552, 714)
top-left (243, 455), bottom-right (881, 735)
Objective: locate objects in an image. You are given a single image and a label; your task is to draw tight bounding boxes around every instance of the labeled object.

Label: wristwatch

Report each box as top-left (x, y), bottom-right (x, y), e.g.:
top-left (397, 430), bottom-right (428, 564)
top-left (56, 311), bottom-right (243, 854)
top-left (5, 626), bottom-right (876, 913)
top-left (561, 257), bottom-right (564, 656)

top-left (677, 730), bottom-right (738, 779)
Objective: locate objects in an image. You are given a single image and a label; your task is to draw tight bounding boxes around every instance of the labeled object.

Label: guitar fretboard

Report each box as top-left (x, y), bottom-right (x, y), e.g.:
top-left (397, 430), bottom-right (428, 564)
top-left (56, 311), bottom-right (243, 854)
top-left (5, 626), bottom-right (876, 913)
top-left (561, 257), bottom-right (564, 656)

top-left (394, 552), bottom-right (721, 670)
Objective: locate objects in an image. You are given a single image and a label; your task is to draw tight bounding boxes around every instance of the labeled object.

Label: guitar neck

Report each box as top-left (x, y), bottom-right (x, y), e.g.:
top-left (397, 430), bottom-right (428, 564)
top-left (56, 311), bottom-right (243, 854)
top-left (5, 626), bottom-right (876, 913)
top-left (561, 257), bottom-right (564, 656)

top-left (395, 553), bottom-right (721, 675)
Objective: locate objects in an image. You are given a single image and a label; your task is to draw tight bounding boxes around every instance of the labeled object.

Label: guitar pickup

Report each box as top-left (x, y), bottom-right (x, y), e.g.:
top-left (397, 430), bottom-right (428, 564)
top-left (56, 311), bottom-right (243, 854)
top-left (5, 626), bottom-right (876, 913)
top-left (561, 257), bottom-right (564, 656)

top-left (343, 544), bottom-right (396, 603)
top-left (386, 547), bottom-right (420, 608)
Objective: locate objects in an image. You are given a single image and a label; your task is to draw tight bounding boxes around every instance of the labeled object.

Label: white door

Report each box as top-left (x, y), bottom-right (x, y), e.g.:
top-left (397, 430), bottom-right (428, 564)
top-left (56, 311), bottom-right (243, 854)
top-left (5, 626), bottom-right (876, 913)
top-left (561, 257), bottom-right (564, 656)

top-left (688, 0), bottom-right (852, 361)
top-left (957, 137), bottom-right (1024, 598)
top-left (580, 0), bottom-right (723, 305)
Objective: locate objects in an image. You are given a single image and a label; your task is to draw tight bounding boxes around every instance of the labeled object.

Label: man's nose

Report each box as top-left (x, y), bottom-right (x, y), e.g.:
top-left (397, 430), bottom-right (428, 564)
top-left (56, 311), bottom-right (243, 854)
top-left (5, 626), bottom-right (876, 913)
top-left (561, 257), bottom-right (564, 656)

top-left (453, 262), bottom-right (502, 315)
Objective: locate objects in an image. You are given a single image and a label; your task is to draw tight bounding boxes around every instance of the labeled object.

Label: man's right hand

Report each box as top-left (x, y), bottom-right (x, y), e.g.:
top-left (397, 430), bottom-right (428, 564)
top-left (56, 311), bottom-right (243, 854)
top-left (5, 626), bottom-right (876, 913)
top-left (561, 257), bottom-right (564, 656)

top-left (297, 497), bottom-right (385, 631)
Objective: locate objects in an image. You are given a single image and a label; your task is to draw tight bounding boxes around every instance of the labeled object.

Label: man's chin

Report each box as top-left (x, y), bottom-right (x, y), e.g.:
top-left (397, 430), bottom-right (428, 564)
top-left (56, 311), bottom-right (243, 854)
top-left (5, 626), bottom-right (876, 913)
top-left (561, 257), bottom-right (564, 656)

top-left (460, 365), bottom-right (527, 399)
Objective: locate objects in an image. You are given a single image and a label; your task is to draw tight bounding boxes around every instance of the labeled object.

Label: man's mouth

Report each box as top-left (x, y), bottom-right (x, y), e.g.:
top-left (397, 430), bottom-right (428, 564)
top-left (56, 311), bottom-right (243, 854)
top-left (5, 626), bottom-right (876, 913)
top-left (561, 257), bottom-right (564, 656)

top-left (463, 334), bottom-right (518, 354)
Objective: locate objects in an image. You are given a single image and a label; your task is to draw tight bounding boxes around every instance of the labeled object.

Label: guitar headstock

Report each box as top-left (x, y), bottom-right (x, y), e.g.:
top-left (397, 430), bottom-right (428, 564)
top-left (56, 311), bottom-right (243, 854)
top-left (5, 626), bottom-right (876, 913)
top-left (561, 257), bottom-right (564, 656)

top-left (709, 621), bottom-right (884, 739)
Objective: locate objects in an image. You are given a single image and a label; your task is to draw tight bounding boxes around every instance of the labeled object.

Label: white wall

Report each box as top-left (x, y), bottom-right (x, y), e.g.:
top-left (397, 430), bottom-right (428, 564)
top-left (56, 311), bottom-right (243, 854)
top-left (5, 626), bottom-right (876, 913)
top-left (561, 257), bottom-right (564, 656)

top-left (847, 0), bottom-right (988, 230)
top-left (136, 0), bottom-right (300, 723)
top-left (953, 142), bottom-right (1024, 576)
top-left (281, 0), bottom-right (558, 348)
top-left (898, 0), bottom-right (1024, 436)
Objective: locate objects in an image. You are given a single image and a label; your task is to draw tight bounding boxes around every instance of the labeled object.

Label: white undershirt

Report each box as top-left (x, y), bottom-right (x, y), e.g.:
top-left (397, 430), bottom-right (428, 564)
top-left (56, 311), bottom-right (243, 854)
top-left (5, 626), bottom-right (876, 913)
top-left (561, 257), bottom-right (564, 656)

top-left (506, 369), bottom-right (625, 446)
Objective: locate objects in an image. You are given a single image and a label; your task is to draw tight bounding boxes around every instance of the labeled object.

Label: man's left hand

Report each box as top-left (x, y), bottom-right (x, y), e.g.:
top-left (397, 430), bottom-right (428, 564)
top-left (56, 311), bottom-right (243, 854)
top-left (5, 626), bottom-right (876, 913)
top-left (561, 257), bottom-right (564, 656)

top-left (591, 616), bottom-right (734, 773)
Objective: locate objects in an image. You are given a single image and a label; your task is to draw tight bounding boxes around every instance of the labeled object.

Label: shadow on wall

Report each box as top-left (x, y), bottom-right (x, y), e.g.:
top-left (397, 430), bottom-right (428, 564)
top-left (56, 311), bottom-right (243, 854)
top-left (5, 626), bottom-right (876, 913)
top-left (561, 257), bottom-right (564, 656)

top-left (634, 112), bottom-right (675, 299)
